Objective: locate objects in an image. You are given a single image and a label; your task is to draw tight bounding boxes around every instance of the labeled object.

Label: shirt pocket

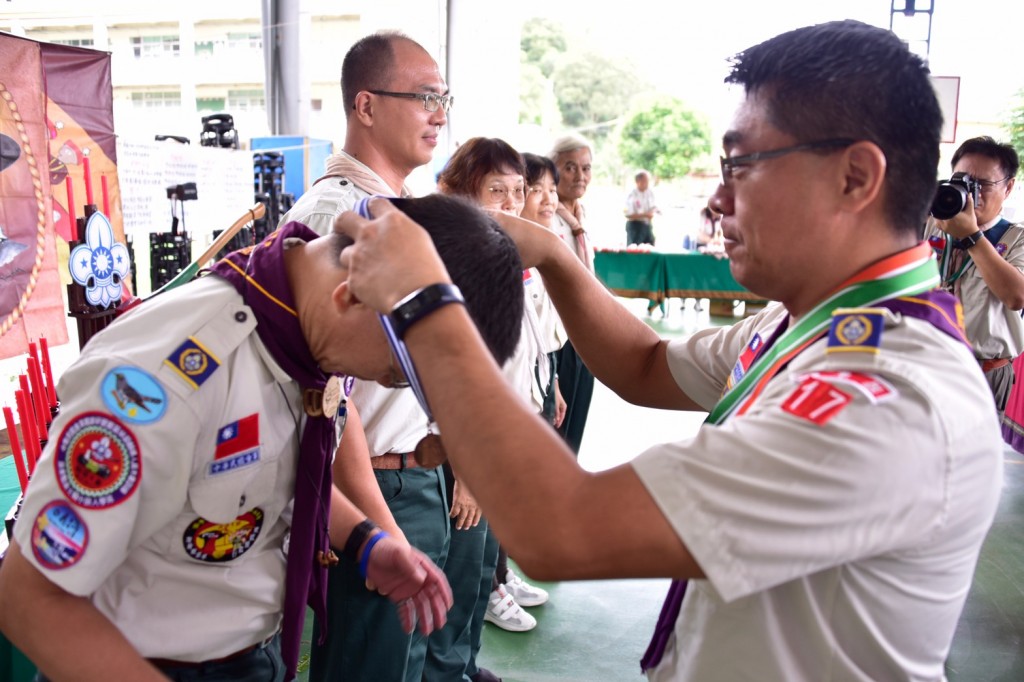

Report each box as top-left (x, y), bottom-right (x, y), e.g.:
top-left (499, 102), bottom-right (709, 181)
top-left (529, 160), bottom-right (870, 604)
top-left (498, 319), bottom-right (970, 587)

top-left (165, 452), bottom-right (282, 565)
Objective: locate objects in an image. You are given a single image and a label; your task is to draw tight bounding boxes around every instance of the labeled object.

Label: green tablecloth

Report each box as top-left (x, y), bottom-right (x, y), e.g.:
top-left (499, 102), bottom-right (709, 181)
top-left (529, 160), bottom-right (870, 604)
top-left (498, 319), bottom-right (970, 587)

top-left (594, 250), bottom-right (766, 302)
top-left (0, 456), bottom-right (35, 682)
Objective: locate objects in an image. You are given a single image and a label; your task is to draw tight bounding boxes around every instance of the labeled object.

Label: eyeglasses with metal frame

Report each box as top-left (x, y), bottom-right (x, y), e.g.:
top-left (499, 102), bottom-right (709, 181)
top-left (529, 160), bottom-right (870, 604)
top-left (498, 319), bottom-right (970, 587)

top-left (486, 186), bottom-right (526, 205)
top-left (720, 138), bottom-right (857, 183)
top-left (976, 175), bottom-right (1013, 193)
top-left (368, 90), bottom-right (454, 113)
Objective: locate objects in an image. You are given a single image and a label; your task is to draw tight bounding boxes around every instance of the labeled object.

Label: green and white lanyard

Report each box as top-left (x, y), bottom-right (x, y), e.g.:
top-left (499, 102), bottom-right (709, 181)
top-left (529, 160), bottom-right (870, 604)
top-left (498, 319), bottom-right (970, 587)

top-left (706, 247), bottom-right (940, 425)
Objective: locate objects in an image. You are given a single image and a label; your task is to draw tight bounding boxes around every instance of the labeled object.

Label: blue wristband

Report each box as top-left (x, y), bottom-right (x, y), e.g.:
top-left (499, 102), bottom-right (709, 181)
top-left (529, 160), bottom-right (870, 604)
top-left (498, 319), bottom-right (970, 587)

top-left (358, 530), bottom-right (390, 579)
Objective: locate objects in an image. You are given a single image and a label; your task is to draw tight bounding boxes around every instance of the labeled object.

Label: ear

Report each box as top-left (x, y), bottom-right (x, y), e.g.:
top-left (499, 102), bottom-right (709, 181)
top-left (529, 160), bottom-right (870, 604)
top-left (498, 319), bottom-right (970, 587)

top-left (352, 91), bottom-right (375, 126)
top-left (1005, 177), bottom-right (1016, 198)
top-left (837, 140), bottom-right (886, 214)
top-left (332, 280), bottom-right (359, 313)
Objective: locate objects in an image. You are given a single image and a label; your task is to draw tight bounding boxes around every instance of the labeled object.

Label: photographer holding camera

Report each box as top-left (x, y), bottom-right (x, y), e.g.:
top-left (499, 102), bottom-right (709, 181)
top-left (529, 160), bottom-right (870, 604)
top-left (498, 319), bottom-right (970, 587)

top-left (925, 136), bottom-right (1024, 414)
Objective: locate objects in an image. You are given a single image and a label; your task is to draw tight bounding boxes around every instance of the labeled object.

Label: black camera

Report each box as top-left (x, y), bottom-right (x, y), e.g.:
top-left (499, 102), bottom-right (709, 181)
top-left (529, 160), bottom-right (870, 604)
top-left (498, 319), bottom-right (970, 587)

top-left (930, 172), bottom-right (980, 220)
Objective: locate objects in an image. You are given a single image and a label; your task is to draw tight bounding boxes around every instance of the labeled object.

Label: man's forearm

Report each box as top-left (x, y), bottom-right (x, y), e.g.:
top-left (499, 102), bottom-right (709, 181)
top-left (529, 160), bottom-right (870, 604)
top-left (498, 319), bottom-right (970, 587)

top-left (969, 240), bottom-right (1024, 310)
top-left (0, 542), bottom-right (166, 682)
top-left (330, 403), bottom-right (405, 542)
top-left (400, 305), bottom-right (699, 581)
top-left (536, 239), bottom-right (697, 410)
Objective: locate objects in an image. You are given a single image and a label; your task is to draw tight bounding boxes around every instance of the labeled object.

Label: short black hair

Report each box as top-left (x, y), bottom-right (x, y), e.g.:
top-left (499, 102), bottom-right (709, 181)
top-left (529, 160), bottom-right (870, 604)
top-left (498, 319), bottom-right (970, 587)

top-left (388, 194), bottom-right (524, 364)
top-left (951, 136), bottom-right (1020, 179)
top-left (725, 20), bottom-right (941, 236)
top-left (523, 153), bottom-right (559, 187)
top-left (341, 31), bottom-right (414, 113)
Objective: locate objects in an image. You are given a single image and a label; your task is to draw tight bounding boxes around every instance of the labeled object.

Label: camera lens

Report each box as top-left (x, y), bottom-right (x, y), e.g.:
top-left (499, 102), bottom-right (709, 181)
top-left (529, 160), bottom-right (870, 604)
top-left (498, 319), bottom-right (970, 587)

top-left (930, 183), bottom-right (968, 220)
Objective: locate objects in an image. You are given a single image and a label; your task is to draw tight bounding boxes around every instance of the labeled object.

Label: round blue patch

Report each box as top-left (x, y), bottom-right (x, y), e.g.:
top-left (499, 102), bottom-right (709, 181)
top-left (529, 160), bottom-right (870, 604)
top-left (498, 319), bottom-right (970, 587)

top-left (100, 366), bottom-right (167, 424)
top-left (31, 500), bottom-right (89, 570)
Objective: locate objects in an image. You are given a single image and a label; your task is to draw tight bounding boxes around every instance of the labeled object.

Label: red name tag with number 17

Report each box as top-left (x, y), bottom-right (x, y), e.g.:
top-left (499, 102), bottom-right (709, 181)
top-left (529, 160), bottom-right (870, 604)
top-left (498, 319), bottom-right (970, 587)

top-left (782, 377), bottom-right (851, 425)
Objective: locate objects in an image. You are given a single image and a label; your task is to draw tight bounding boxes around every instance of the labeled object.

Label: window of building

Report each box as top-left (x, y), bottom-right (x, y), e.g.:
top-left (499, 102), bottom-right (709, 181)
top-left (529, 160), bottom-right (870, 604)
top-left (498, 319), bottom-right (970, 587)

top-left (197, 97), bottom-right (226, 112)
top-left (52, 38), bottom-right (95, 48)
top-left (131, 35), bottom-right (180, 58)
top-left (227, 89), bottom-right (265, 112)
top-left (195, 41), bottom-right (215, 57)
top-left (226, 32), bottom-right (262, 50)
top-left (131, 91), bottom-right (182, 108)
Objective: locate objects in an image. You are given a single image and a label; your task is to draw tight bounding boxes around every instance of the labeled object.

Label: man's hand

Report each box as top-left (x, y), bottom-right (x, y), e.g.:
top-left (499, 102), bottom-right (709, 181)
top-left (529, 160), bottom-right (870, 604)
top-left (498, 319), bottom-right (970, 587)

top-left (449, 477), bottom-right (482, 530)
top-left (334, 198), bottom-right (451, 313)
top-left (934, 194), bottom-right (981, 240)
top-left (364, 535), bottom-right (453, 636)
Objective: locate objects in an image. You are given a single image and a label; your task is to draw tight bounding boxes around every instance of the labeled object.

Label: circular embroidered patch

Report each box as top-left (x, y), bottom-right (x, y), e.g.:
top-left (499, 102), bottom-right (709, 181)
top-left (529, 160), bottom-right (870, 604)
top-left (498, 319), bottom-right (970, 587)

top-left (181, 347), bottom-right (208, 376)
top-left (834, 314), bottom-right (872, 345)
top-left (183, 508), bottom-right (264, 563)
top-left (55, 412), bottom-right (141, 509)
top-left (100, 366), bottom-right (167, 424)
top-left (31, 500), bottom-right (89, 570)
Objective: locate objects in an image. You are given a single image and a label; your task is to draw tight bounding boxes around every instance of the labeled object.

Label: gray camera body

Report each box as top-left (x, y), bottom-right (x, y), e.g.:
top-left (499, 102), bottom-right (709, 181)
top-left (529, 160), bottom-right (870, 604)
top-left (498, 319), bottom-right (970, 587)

top-left (930, 172), bottom-right (980, 220)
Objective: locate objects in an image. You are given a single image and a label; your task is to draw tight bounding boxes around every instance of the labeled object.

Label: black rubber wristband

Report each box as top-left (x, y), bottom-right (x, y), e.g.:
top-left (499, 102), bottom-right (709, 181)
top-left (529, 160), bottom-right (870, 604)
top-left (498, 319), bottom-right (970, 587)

top-left (342, 518), bottom-right (379, 563)
top-left (389, 283), bottom-right (465, 339)
top-left (961, 230), bottom-right (984, 249)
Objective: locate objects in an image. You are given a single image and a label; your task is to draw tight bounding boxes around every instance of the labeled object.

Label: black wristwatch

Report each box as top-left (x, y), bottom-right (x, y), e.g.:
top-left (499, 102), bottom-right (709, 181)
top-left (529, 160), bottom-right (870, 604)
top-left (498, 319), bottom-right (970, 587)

top-left (389, 283), bottom-right (465, 339)
top-left (961, 230), bottom-right (984, 249)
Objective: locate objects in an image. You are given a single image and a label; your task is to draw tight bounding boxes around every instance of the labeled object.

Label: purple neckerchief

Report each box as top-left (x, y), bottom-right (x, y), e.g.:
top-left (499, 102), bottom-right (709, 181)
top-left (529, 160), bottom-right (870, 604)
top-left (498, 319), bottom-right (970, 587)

top-left (640, 288), bottom-right (968, 673)
top-left (208, 221), bottom-right (334, 682)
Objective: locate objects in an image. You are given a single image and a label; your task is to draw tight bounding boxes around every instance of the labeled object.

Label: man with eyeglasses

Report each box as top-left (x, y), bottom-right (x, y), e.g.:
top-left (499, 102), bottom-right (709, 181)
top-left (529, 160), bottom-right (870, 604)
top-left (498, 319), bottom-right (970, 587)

top-left (277, 30), bottom-right (459, 682)
top-left (924, 136), bottom-right (1024, 416)
top-left (331, 20), bottom-right (1003, 681)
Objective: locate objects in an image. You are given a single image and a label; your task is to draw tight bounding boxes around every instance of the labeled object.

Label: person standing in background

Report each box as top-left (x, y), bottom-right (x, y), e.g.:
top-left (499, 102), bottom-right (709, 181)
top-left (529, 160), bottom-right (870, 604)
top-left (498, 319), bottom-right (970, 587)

top-left (924, 136), bottom-right (1024, 417)
top-left (428, 137), bottom-right (549, 682)
top-left (521, 152), bottom-right (568, 427)
top-left (549, 133), bottom-right (595, 455)
top-left (625, 170), bottom-right (658, 246)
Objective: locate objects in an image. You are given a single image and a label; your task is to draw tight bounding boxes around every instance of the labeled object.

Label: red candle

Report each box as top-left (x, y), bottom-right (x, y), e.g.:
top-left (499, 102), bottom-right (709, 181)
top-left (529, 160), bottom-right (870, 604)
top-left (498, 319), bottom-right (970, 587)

top-left (14, 388), bottom-right (38, 474)
top-left (27, 359), bottom-right (50, 438)
top-left (3, 405), bottom-right (28, 492)
top-left (83, 155), bottom-right (94, 205)
top-left (18, 374), bottom-right (43, 453)
top-left (39, 336), bottom-right (57, 407)
top-left (66, 175), bottom-right (77, 224)
top-left (101, 174), bottom-right (110, 217)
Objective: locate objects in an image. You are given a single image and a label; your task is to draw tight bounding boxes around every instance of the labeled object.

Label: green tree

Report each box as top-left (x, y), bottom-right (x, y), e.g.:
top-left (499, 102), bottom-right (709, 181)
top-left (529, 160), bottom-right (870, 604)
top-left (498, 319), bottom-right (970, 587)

top-left (552, 53), bottom-right (647, 138)
top-left (520, 18), bottom-right (568, 78)
top-left (1007, 88), bottom-right (1024, 162)
top-left (618, 96), bottom-right (712, 180)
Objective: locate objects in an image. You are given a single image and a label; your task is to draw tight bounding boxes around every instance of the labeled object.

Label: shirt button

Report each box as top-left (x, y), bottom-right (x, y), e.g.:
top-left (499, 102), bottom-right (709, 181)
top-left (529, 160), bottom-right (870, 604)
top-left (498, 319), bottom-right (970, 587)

top-left (235, 311), bottom-right (248, 323)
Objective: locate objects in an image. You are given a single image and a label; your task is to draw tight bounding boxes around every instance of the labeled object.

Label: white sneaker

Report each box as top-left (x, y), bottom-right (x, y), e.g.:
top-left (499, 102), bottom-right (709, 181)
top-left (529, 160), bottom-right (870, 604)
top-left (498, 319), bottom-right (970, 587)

top-left (484, 585), bottom-right (537, 632)
top-left (503, 568), bottom-right (549, 607)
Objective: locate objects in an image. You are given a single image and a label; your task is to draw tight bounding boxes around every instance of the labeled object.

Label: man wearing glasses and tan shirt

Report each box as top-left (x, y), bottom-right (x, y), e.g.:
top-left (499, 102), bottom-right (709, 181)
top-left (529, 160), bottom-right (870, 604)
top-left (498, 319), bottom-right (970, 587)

top-left (277, 30), bottom-right (459, 682)
top-left (925, 136), bottom-right (1024, 415)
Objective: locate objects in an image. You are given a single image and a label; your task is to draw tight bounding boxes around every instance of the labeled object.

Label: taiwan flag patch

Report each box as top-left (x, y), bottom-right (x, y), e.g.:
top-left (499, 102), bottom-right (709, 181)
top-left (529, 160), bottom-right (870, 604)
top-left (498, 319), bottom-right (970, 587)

top-left (211, 414), bottom-right (260, 475)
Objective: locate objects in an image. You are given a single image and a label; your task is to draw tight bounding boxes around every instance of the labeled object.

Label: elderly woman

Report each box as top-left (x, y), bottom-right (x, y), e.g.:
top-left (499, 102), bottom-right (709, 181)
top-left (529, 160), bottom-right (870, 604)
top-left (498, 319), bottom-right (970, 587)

top-left (548, 133), bottom-right (596, 455)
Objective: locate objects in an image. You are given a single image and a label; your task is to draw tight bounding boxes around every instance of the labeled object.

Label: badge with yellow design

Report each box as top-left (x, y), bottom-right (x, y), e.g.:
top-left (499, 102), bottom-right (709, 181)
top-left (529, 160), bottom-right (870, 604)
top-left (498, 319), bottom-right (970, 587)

top-left (826, 308), bottom-right (883, 354)
top-left (182, 508), bottom-right (264, 562)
